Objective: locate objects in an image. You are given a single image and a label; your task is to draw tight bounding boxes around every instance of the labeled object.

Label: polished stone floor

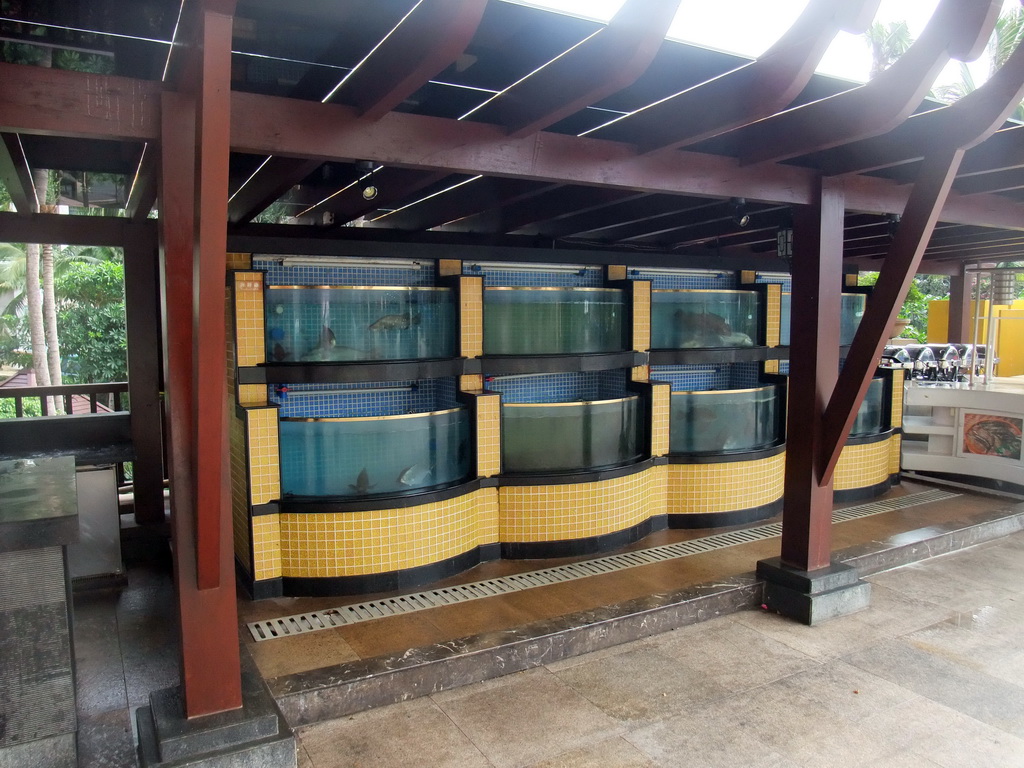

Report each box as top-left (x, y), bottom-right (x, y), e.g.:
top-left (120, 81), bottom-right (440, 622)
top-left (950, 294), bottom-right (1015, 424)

top-left (293, 529), bottom-right (1024, 768)
top-left (70, 482), bottom-right (1024, 766)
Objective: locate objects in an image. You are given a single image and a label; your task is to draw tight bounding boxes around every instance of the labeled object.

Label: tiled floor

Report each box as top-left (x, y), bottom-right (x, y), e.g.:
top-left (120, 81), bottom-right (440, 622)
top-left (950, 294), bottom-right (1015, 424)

top-left (70, 480), bottom-right (1023, 767)
top-left (293, 529), bottom-right (1024, 768)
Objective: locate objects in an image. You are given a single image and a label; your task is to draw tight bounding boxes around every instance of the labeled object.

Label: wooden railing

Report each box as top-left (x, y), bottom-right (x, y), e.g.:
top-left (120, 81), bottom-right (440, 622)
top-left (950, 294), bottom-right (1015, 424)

top-left (0, 382), bottom-right (129, 417)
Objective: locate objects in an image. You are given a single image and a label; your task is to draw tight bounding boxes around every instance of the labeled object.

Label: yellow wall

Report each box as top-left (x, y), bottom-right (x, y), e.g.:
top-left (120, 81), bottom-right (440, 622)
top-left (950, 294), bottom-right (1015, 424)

top-left (996, 307), bottom-right (1024, 376)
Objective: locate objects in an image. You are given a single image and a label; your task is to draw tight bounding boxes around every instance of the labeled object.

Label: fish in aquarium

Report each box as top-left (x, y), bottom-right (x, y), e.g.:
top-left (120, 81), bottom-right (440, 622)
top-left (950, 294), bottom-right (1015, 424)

top-left (369, 313), bottom-right (421, 331)
top-left (397, 463), bottom-right (433, 487)
top-left (674, 309), bottom-right (752, 347)
top-left (271, 343), bottom-right (291, 362)
top-left (349, 467), bottom-right (375, 494)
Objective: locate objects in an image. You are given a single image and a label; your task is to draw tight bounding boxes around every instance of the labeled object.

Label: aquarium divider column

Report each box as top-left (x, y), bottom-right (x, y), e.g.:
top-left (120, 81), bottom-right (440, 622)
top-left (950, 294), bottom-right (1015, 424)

top-left (458, 389), bottom-right (502, 478)
top-left (457, 275), bottom-right (484, 359)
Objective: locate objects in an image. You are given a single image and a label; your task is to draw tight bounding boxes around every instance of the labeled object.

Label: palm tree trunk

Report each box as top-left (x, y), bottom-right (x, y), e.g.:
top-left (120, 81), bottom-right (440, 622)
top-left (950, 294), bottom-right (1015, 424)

top-left (28, 168), bottom-right (56, 412)
top-left (40, 212), bottom-right (63, 390)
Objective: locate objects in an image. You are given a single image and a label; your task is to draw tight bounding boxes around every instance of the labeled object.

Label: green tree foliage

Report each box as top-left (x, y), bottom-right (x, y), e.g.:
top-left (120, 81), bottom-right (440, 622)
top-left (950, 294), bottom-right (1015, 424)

top-left (55, 261), bottom-right (127, 383)
top-left (864, 20), bottom-right (914, 77)
top-left (858, 272), bottom-right (950, 342)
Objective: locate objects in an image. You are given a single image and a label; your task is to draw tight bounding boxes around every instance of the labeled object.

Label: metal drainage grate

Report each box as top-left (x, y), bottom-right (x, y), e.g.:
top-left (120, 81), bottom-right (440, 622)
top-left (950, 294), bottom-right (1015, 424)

top-left (247, 489), bottom-right (959, 642)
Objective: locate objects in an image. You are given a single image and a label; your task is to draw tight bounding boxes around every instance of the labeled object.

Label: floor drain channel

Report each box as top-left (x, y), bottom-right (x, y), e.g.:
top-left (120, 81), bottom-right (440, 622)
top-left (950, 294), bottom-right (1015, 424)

top-left (247, 489), bottom-right (959, 642)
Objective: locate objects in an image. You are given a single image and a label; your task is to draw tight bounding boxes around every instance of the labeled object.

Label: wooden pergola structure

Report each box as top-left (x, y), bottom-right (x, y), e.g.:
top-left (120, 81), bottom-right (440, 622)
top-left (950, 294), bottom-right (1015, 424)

top-left (2, 0), bottom-right (1024, 730)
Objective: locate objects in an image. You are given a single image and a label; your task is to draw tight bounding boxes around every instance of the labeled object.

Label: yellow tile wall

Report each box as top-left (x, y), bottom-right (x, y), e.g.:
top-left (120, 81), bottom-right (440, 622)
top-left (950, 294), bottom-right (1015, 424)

top-left (766, 283), bottom-right (781, 347)
top-left (230, 412), bottom-right (251, 572)
top-left (631, 365), bottom-right (650, 382)
top-left (834, 438), bottom-right (892, 491)
top-left (225, 285), bottom-right (236, 392)
top-left (477, 486), bottom-right (499, 545)
top-left (226, 252), bottom-right (253, 270)
top-left (475, 393), bottom-right (501, 477)
top-left (438, 259), bottom-right (462, 276)
top-left (607, 265), bottom-right (627, 281)
top-left (845, 273), bottom-right (859, 287)
top-left (632, 280), bottom-right (651, 352)
top-left (890, 369), bottom-right (904, 428)
top-left (650, 382), bottom-right (671, 457)
top-left (764, 360), bottom-right (780, 374)
top-left (888, 433), bottom-right (902, 476)
top-left (252, 514), bottom-right (282, 580)
top-left (238, 384), bottom-right (267, 407)
top-left (666, 452), bottom-right (785, 515)
top-left (498, 469), bottom-right (659, 543)
top-left (247, 407), bottom-right (280, 505)
top-left (460, 276), bottom-right (483, 358)
top-left (234, 272), bottom-right (266, 367)
top-left (460, 374), bottom-right (484, 391)
top-left (279, 490), bottom-right (492, 577)
top-left (740, 270), bottom-right (756, 285)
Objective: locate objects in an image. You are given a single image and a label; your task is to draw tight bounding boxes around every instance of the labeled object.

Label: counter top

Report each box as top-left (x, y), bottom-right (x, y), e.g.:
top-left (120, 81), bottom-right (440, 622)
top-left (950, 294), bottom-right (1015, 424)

top-left (0, 455), bottom-right (79, 552)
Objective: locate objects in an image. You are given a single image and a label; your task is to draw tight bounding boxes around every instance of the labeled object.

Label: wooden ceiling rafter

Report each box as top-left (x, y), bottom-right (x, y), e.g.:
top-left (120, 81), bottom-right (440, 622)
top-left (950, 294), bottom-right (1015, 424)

top-left (523, 194), bottom-right (710, 239)
top-left (593, 0), bottom-right (879, 153)
top-left (465, 0), bottom-right (680, 138)
top-left (226, 156), bottom-right (322, 224)
top-left (729, 0), bottom-right (1001, 166)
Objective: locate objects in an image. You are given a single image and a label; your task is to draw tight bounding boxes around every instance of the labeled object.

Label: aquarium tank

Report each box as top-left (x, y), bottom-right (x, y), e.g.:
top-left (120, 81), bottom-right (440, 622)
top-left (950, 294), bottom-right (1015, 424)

top-left (651, 290), bottom-right (760, 349)
top-left (669, 385), bottom-right (782, 454)
top-left (279, 407), bottom-right (471, 497)
top-left (484, 287), bottom-right (626, 355)
top-left (264, 285), bottom-right (456, 363)
top-left (780, 292), bottom-right (866, 346)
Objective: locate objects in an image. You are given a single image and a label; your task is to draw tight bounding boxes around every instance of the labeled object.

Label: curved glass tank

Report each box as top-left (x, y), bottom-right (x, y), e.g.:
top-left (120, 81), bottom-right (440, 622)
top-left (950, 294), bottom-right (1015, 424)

top-left (651, 290), bottom-right (760, 349)
top-left (483, 287), bottom-right (626, 355)
top-left (501, 396), bottom-right (642, 473)
top-left (670, 385), bottom-right (783, 455)
top-left (850, 378), bottom-right (885, 437)
top-left (279, 407), bottom-right (471, 498)
top-left (265, 286), bottom-right (456, 363)
top-left (780, 293), bottom-right (866, 346)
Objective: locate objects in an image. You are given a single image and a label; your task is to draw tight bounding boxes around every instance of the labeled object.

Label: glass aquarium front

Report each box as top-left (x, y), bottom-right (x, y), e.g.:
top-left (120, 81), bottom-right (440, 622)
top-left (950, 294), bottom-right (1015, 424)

top-left (265, 285), bottom-right (456, 363)
top-left (850, 378), bottom-right (885, 437)
top-left (501, 396), bottom-right (642, 473)
top-left (670, 385), bottom-right (782, 454)
top-left (483, 287), bottom-right (626, 355)
top-left (279, 407), bottom-right (471, 498)
top-left (780, 292), bottom-right (866, 346)
top-left (651, 290), bottom-right (760, 349)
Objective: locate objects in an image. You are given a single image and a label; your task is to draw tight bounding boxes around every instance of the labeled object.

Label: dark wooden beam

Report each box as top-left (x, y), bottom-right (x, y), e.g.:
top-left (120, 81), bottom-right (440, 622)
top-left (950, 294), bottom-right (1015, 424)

top-left (467, 0), bottom-right (679, 138)
top-left (779, 177), bottom-right (844, 572)
top-left (370, 176), bottom-right (558, 231)
top-left (734, 0), bottom-right (1000, 166)
top-left (623, 204), bottom-right (790, 246)
top-left (125, 143), bottom-right (158, 221)
top-left (0, 133), bottom-right (37, 213)
top-left (227, 156), bottom-right (322, 223)
top-left (0, 63), bottom-right (161, 142)
top-left (443, 187), bottom-right (645, 235)
top-left (817, 23), bottom-right (1024, 177)
top-left (948, 267), bottom-right (972, 341)
top-left (0, 210), bottom-right (153, 245)
top-left (308, 167), bottom-right (452, 227)
top-left (594, 0), bottom-right (878, 152)
top-left (324, 0), bottom-right (486, 120)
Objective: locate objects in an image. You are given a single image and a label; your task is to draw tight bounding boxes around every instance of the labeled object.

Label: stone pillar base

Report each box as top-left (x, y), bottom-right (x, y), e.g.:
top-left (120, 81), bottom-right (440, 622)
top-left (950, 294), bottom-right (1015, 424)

top-left (136, 653), bottom-right (295, 768)
top-left (757, 558), bottom-right (870, 625)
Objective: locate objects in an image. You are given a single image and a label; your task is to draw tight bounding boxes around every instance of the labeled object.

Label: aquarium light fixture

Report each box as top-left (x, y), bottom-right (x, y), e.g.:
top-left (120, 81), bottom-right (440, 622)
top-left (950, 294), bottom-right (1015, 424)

top-left (755, 271), bottom-right (791, 279)
top-left (465, 261), bottom-right (599, 274)
top-left (278, 256), bottom-right (423, 270)
top-left (626, 267), bottom-right (727, 277)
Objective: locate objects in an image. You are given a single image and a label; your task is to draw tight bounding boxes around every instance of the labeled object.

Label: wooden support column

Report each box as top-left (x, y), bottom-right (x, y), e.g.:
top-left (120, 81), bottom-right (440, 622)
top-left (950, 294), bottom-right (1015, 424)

top-left (122, 223), bottom-right (165, 525)
top-left (779, 177), bottom-right (844, 572)
top-left (948, 265), bottom-right (972, 343)
top-left (160, 86), bottom-right (242, 719)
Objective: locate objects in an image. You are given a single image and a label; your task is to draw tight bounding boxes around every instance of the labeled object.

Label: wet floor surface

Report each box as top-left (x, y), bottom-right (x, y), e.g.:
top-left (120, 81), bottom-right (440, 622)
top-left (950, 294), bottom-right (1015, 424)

top-left (70, 481), bottom-right (1024, 766)
top-left (293, 529), bottom-right (1024, 768)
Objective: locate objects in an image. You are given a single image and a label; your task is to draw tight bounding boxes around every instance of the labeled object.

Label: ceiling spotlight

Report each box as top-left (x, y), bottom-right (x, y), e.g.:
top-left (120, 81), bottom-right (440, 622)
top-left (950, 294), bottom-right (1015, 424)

top-left (355, 160), bottom-right (379, 201)
top-left (730, 197), bottom-right (750, 228)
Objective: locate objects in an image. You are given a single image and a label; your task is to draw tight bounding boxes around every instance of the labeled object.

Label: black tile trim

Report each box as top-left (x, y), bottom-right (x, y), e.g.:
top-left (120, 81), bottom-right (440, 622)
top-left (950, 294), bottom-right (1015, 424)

top-left (668, 443), bottom-right (786, 464)
top-left (480, 350), bottom-right (645, 375)
top-left (280, 545), bottom-right (494, 597)
top-left (498, 457), bottom-right (661, 486)
top-left (667, 497), bottom-right (783, 529)
top-left (649, 347), bottom-right (769, 365)
top-left (500, 515), bottom-right (668, 559)
top-left (845, 428), bottom-right (895, 446)
top-left (252, 502), bottom-right (279, 517)
top-left (833, 475), bottom-right (896, 503)
top-left (904, 470), bottom-right (1024, 497)
top-left (278, 479), bottom-right (483, 515)
top-left (240, 358), bottom-right (467, 385)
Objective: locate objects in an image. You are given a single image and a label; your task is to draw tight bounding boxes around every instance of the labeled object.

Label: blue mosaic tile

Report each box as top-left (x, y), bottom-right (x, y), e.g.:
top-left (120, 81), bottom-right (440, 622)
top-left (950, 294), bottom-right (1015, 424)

top-left (650, 363), bottom-right (761, 392)
top-left (253, 257), bottom-right (436, 287)
top-left (465, 264), bottom-right (605, 288)
top-left (270, 377), bottom-right (458, 418)
top-left (625, 268), bottom-right (734, 290)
